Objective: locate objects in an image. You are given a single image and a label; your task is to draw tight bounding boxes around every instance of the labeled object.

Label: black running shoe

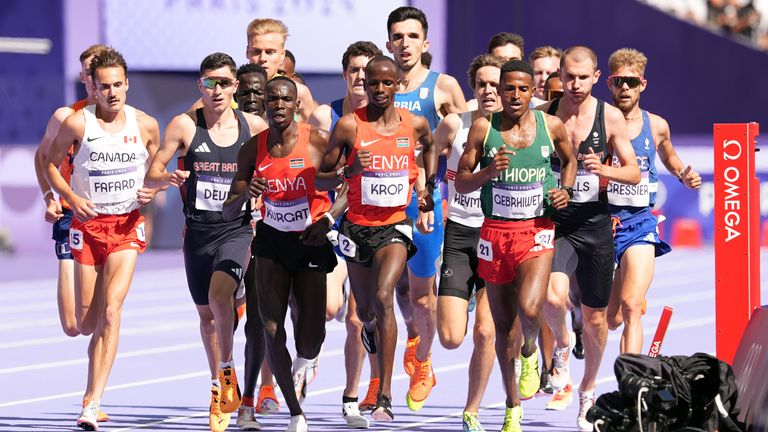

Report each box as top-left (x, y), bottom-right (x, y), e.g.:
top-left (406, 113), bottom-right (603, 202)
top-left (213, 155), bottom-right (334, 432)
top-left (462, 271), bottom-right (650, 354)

top-left (371, 393), bottom-right (394, 422)
top-left (538, 365), bottom-right (554, 394)
top-left (361, 325), bottom-right (376, 354)
top-left (573, 330), bottom-right (584, 360)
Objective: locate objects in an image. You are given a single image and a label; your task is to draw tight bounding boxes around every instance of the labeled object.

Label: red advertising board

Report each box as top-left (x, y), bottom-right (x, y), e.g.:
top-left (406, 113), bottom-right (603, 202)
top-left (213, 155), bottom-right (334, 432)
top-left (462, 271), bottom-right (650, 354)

top-left (713, 123), bottom-right (761, 364)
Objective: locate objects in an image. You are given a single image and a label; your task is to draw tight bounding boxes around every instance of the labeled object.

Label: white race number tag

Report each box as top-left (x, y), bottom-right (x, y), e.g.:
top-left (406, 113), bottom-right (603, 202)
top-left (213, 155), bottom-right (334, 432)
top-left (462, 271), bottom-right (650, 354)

top-left (337, 233), bottom-right (358, 258)
top-left (477, 238), bottom-right (493, 261)
top-left (70, 228), bottom-right (83, 251)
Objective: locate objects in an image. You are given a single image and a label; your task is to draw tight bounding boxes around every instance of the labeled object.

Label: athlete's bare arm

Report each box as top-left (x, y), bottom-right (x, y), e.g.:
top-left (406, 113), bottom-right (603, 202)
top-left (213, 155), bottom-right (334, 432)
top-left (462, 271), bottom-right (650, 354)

top-left (307, 104), bottom-right (333, 131)
top-left (35, 107), bottom-right (75, 222)
top-left (297, 82), bottom-right (315, 121)
top-left (222, 136), bottom-right (259, 221)
top-left (415, 115), bottom-right (437, 213)
top-left (433, 112), bottom-right (461, 157)
top-left (545, 113), bottom-right (577, 209)
top-left (650, 113), bottom-right (701, 189)
top-left (455, 116), bottom-right (506, 194)
top-left (144, 113), bottom-right (196, 189)
top-left (435, 74), bottom-right (468, 116)
top-left (136, 111), bottom-right (163, 206)
top-left (316, 113), bottom-right (357, 191)
top-left (44, 113), bottom-right (97, 222)
top-left (586, 104), bottom-right (640, 185)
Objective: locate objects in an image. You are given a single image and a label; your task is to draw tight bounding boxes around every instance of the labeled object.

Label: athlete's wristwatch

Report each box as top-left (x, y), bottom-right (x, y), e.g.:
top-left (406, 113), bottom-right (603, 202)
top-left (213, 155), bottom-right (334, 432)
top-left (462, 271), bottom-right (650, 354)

top-left (561, 186), bottom-right (574, 199)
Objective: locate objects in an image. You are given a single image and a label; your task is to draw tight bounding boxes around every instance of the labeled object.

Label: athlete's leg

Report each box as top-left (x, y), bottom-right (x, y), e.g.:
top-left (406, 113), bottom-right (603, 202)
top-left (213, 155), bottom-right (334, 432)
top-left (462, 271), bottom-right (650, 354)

top-left (615, 244), bottom-right (655, 353)
top-left (517, 255), bottom-right (552, 357)
top-left (85, 249), bottom-right (138, 402)
top-left (465, 287), bottom-right (495, 413)
top-left (485, 280), bottom-right (520, 407)
top-left (209, 271), bottom-right (238, 363)
top-left (326, 260), bottom-right (347, 320)
top-left (291, 270), bottom-right (327, 360)
top-left (436, 295), bottom-right (469, 349)
top-left (256, 257), bottom-right (302, 416)
top-left (580, 304), bottom-right (607, 392)
top-left (74, 262), bottom-right (102, 336)
top-left (544, 272), bottom-right (571, 350)
top-left (196, 304), bottom-right (220, 380)
top-left (408, 272), bottom-right (437, 362)
top-left (370, 244), bottom-right (408, 399)
top-left (395, 271), bottom-right (417, 339)
top-left (57, 259), bottom-right (79, 336)
top-left (242, 255), bottom-right (265, 401)
top-left (343, 291), bottom-right (368, 398)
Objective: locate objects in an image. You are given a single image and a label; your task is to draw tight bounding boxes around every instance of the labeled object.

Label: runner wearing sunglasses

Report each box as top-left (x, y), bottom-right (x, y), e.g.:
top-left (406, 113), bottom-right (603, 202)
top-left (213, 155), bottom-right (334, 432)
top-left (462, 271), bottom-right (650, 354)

top-left (535, 46), bottom-right (641, 432)
top-left (604, 48), bottom-right (701, 355)
top-left (145, 52), bottom-right (268, 432)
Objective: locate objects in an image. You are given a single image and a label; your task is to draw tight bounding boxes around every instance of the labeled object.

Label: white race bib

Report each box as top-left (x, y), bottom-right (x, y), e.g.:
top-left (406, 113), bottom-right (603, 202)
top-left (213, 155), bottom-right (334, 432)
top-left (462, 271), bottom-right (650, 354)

top-left (195, 175), bottom-right (232, 212)
top-left (555, 170), bottom-right (599, 203)
top-left (477, 237), bottom-right (493, 261)
top-left (88, 166), bottom-right (139, 204)
top-left (361, 171), bottom-right (409, 207)
top-left (491, 182), bottom-right (544, 219)
top-left (263, 196), bottom-right (312, 232)
top-left (337, 233), bottom-right (358, 258)
top-left (534, 229), bottom-right (555, 250)
top-left (607, 172), bottom-right (650, 207)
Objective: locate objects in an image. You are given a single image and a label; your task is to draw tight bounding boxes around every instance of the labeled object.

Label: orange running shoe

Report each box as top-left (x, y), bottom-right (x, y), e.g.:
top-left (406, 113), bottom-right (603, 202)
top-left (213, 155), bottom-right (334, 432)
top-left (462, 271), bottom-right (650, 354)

top-left (545, 382), bottom-right (574, 411)
top-left (219, 366), bottom-right (242, 413)
top-left (82, 399), bottom-right (109, 422)
top-left (358, 378), bottom-right (380, 411)
top-left (405, 356), bottom-right (436, 411)
top-left (256, 384), bottom-right (280, 415)
top-left (403, 336), bottom-right (420, 376)
top-left (209, 385), bottom-right (231, 432)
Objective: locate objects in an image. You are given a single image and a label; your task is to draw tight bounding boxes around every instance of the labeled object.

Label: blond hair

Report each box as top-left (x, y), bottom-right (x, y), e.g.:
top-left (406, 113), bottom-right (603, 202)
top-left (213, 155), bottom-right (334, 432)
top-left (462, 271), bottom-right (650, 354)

top-left (608, 48), bottom-right (648, 76)
top-left (79, 44), bottom-right (109, 64)
top-left (246, 18), bottom-right (289, 44)
top-left (528, 46), bottom-right (562, 63)
top-left (467, 54), bottom-right (506, 89)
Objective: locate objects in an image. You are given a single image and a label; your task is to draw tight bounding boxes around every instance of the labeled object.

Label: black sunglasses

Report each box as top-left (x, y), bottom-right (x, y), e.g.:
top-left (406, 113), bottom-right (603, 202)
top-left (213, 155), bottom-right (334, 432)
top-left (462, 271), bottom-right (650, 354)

top-left (608, 75), bottom-right (644, 89)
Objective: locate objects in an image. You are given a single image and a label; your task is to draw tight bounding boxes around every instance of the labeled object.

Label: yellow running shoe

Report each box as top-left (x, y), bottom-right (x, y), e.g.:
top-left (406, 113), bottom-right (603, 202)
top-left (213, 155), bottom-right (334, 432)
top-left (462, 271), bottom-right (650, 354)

top-left (501, 405), bottom-right (523, 432)
top-left (358, 377), bottom-right (380, 411)
top-left (209, 386), bottom-right (231, 432)
top-left (518, 350), bottom-right (540, 400)
top-left (405, 356), bottom-right (436, 411)
top-left (403, 336), bottom-right (420, 376)
top-left (219, 366), bottom-right (242, 413)
top-left (82, 399), bottom-right (109, 422)
top-left (545, 383), bottom-right (574, 410)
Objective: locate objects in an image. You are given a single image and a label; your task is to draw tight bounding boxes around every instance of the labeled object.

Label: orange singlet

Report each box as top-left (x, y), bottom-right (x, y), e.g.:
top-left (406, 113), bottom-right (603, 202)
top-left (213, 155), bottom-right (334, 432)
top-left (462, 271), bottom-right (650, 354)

top-left (345, 107), bottom-right (418, 226)
top-left (255, 123), bottom-right (330, 232)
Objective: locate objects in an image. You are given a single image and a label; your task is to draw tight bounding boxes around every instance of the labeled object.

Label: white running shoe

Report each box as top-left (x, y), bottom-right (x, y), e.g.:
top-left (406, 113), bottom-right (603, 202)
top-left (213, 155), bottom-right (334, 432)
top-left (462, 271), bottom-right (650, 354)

top-left (77, 399), bottom-right (100, 431)
top-left (342, 401), bottom-right (370, 429)
top-left (286, 414), bottom-right (309, 432)
top-left (236, 405), bottom-right (262, 430)
top-left (292, 356), bottom-right (315, 404)
top-left (550, 332), bottom-right (575, 391)
top-left (577, 390), bottom-right (596, 431)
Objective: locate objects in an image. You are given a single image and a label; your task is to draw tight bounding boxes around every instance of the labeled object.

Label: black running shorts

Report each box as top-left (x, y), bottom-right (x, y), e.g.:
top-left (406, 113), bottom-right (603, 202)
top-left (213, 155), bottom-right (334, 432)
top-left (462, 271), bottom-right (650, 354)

top-left (252, 220), bottom-right (338, 274)
top-left (337, 216), bottom-right (416, 267)
top-left (438, 219), bottom-right (484, 300)
top-left (183, 220), bottom-right (253, 306)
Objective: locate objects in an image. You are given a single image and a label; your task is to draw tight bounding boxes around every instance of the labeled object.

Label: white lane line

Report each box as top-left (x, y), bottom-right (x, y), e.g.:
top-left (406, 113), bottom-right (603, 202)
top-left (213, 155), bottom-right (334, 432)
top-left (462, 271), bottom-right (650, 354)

top-left (0, 320), bottom-right (197, 350)
top-left (0, 303), bottom-right (191, 331)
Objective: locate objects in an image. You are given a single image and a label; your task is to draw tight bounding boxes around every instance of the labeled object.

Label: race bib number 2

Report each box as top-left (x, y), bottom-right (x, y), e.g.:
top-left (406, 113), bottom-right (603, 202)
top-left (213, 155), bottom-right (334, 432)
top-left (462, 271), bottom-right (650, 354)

top-left (337, 234), bottom-right (358, 258)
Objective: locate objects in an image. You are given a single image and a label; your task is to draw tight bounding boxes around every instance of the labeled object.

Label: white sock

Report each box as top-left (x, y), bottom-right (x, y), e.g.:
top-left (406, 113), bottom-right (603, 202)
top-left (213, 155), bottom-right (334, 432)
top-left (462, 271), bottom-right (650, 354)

top-left (212, 379), bottom-right (221, 388)
top-left (219, 360), bottom-right (234, 369)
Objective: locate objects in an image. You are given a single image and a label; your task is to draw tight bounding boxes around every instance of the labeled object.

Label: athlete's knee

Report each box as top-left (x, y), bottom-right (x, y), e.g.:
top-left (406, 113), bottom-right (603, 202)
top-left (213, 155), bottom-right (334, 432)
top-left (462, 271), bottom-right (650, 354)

top-left (346, 311), bottom-right (363, 333)
top-left (606, 314), bottom-right (623, 331)
top-left (620, 297), bottom-right (644, 320)
top-left (410, 290), bottom-right (434, 312)
top-left (472, 321), bottom-right (494, 350)
top-left (583, 308), bottom-right (607, 329)
top-left (438, 323), bottom-right (464, 349)
top-left (102, 302), bottom-right (123, 330)
top-left (262, 319), bottom-right (280, 341)
top-left (297, 330), bottom-right (325, 359)
top-left (375, 287), bottom-right (394, 311)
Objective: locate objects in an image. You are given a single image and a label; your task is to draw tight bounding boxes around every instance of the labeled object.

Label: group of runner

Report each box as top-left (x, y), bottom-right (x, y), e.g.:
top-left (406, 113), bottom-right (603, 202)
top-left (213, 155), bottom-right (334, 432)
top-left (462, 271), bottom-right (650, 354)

top-left (34, 6), bottom-right (702, 432)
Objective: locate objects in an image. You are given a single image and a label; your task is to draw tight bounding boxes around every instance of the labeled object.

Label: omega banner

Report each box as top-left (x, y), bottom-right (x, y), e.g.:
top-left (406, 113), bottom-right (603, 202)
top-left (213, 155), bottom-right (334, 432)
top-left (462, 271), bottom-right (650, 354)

top-left (714, 123), bottom-right (761, 364)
